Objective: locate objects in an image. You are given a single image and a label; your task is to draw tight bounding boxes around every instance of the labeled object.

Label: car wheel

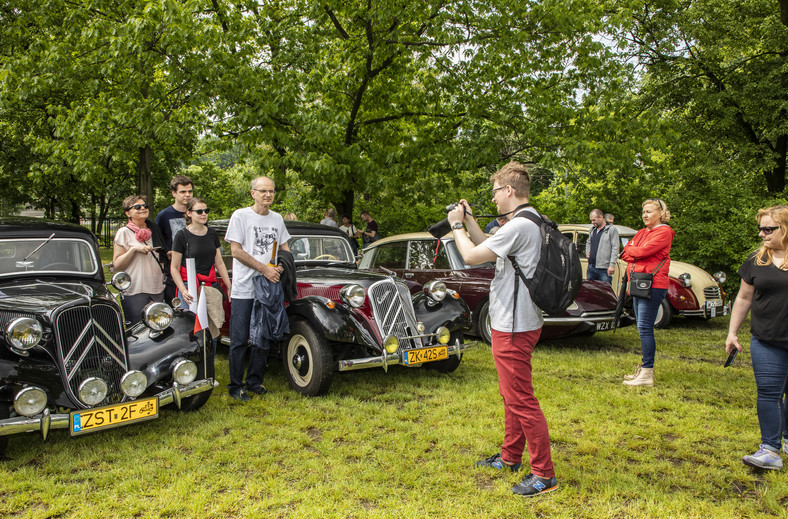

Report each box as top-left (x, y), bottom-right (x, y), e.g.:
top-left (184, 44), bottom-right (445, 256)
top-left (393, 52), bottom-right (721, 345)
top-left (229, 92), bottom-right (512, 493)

top-left (427, 332), bottom-right (463, 373)
top-left (477, 300), bottom-right (492, 345)
top-left (283, 319), bottom-right (334, 396)
top-left (178, 340), bottom-right (215, 412)
top-left (0, 403), bottom-right (9, 457)
top-left (654, 298), bottom-right (673, 329)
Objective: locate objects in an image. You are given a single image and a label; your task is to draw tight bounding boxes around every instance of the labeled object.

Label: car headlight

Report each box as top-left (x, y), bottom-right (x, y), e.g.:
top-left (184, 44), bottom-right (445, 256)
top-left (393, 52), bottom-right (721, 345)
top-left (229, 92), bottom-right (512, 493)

top-left (172, 359), bottom-right (198, 385)
top-left (120, 370), bottom-right (148, 398)
top-left (714, 271), bottom-right (727, 284)
top-left (383, 335), bottom-right (399, 354)
top-left (78, 377), bottom-right (108, 406)
top-left (436, 326), bottom-right (451, 345)
top-left (142, 302), bottom-right (173, 331)
top-left (340, 284), bottom-right (366, 308)
top-left (111, 271), bottom-right (132, 291)
top-left (14, 387), bottom-right (47, 417)
top-left (678, 273), bottom-right (692, 287)
top-left (423, 280), bottom-right (447, 302)
top-left (5, 317), bottom-right (43, 351)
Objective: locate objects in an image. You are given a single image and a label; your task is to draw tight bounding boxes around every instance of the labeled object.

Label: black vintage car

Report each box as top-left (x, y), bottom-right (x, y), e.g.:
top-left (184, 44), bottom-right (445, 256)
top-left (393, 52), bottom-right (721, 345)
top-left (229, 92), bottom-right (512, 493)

top-left (0, 218), bottom-right (216, 456)
top-left (210, 220), bottom-right (473, 397)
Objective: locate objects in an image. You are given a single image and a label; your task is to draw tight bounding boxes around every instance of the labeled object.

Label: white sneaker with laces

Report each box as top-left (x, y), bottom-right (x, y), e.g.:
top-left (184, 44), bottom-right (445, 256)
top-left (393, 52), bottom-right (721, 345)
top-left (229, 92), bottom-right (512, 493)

top-left (742, 445), bottom-right (783, 470)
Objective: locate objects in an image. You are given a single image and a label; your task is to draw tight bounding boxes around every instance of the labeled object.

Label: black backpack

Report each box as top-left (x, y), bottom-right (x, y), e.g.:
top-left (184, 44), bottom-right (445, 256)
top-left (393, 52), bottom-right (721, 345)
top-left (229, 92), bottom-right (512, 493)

top-left (507, 210), bottom-right (582, 316)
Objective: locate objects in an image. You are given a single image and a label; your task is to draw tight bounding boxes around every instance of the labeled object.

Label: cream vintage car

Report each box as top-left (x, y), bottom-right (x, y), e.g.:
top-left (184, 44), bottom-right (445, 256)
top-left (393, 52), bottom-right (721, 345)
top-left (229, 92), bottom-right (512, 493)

top-left (558, 224), bottom-right (729, 328)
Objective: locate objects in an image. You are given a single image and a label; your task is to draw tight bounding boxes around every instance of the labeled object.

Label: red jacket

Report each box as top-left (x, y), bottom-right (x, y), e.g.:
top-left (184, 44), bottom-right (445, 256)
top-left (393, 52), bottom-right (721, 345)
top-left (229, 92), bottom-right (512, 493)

top-left (621, 225), bottom-right (675, 289)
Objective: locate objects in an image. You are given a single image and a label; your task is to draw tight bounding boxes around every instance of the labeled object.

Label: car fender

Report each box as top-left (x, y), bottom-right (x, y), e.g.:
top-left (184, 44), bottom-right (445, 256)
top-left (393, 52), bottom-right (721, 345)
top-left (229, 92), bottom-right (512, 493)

top-left (411, 292), bottom-right (471, 332)
top-left (286, 297), bottom-right (380, 350)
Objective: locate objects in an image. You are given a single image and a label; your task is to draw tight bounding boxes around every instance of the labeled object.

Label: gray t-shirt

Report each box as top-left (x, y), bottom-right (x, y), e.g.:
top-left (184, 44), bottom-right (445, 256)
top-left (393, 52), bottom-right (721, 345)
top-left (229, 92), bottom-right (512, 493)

top-left (482, 207), bottom-right (543, 333)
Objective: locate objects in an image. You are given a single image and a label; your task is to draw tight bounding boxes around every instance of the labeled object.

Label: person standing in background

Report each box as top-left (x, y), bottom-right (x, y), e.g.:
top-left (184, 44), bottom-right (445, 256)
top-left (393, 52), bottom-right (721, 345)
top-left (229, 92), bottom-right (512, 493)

top-left (586, 209), bottom-right (619, 284)
top-left (155, 175), bottom-right (194, 303)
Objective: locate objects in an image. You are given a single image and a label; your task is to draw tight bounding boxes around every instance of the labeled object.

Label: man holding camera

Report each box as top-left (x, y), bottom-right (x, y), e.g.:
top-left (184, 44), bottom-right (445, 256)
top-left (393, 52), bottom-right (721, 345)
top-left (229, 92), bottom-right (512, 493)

top-left (447, 161), bottom-right (557, 498)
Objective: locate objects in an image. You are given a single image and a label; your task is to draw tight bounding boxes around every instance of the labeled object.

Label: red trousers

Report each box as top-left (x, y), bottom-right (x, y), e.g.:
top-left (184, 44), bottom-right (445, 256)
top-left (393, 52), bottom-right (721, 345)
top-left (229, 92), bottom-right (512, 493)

top-left (491, 328), bottom-right (555, 478)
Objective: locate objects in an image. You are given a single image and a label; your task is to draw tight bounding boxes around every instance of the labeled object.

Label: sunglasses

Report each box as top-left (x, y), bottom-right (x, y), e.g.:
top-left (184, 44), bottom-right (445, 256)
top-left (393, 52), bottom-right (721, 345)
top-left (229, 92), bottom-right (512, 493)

top-left (647, 198), bottom-right (664, 210)
top-left (129, 203), bottom-right (149, 210)
top-left (192, 208), bottom-right (210, 215)
top-left (757, 225), bottom-right (779, 235)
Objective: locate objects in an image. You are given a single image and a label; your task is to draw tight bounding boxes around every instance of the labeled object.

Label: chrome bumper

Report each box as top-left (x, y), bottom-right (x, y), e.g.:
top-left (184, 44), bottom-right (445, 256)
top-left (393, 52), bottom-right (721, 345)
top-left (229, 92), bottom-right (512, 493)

top-left (338, 338), bottom-right (473, 373)
top-left (679, 301), bottom-right (729, 319)
top-left (0, 378), bottom-right (218, 441)
top-left (542, 311), bottom-right (617, 326)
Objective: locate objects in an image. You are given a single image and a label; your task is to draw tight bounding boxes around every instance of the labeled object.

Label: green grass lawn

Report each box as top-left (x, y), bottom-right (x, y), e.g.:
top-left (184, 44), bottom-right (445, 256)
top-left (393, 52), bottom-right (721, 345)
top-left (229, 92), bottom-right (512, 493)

top-left (2, 315), bottom-right (786, 518)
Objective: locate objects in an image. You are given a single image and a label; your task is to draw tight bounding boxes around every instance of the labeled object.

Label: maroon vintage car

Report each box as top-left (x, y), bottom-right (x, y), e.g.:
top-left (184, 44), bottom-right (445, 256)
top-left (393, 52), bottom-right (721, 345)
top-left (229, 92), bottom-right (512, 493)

top-left (357, 232), bottom-right (621, 344)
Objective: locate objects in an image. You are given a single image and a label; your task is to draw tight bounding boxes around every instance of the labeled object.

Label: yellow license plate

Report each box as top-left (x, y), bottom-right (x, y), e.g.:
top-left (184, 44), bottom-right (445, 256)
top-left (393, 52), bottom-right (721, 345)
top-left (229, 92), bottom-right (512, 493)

top-left (404, 345), bottom-right (448, 365)
top-left (70, 397), bottom-right (159, 436)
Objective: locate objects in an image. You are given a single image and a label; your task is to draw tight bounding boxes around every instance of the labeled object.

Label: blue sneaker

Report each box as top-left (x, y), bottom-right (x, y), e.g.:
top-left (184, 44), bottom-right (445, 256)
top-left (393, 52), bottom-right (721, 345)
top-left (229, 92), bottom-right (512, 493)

top-left (512, 473), bottom-right (559, 497)
top-left (229, 388), bottom-right (251, 402)
top-left (742, 445), bottom-right (783, 470)
top-left (475, 453), bottom-right (521, 472)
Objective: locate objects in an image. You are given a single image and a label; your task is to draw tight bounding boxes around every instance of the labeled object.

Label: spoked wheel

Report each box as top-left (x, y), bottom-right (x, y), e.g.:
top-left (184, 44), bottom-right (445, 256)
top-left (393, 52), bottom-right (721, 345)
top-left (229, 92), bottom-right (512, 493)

top-left (283, 320), bottom-right (334, 396)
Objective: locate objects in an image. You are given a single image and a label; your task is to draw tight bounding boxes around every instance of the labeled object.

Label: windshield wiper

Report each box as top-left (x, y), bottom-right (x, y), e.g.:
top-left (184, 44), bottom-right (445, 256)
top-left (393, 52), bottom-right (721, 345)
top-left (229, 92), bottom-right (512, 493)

top-left (23, 233), bottom-right (55, 261)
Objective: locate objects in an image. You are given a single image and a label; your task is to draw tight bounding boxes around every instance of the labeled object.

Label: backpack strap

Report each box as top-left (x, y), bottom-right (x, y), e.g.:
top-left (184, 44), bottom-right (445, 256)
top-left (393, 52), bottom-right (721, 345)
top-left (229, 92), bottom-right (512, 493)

top-left (506, 208), bottom-right (541, 338)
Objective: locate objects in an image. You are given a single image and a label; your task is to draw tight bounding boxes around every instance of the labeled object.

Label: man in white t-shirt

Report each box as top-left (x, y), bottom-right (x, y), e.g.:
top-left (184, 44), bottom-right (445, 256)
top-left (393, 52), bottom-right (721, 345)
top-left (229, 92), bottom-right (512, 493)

top-left (447, 161), bottom-right (557, 498)
top-left (224, 176), bottom-right (291, 401)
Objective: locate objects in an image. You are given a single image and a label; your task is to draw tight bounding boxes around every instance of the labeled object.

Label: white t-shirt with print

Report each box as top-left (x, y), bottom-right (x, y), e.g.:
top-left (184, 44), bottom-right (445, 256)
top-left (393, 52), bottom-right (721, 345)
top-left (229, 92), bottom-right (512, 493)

top-left (482, 207), bottom-right (543, 333)
top-left (224, 207), bottom-right (291, 299)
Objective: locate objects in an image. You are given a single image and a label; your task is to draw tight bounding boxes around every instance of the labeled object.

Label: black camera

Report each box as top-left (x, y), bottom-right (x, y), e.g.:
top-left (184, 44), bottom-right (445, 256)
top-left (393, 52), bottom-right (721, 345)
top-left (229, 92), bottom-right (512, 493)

top-left (428, 202), bottom-right (462, 238)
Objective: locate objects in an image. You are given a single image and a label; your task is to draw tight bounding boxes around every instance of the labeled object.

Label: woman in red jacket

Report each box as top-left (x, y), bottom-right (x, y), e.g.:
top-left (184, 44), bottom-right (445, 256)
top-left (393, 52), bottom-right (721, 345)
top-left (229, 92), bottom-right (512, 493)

top-left (621, 198), bottom-right (675, 387)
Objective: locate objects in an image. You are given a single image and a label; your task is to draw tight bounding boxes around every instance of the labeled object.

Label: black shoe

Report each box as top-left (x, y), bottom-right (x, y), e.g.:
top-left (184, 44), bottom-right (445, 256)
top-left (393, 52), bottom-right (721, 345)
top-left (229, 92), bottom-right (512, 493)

top-left (229, 389), bottom-right (251, 402)
top-left (246, 385), bottom-right (268, 396)
top-left (475, 453), bottom-right (522, 472)
top-left (512, 473), bottom-right (558, 497)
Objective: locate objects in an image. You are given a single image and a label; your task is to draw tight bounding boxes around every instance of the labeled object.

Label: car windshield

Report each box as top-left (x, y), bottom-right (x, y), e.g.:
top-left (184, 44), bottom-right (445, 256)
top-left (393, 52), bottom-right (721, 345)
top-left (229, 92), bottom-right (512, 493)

top-left (288, 235), bottom-right (354, 263)
top-left (0, 238), bottom-right (99, 276)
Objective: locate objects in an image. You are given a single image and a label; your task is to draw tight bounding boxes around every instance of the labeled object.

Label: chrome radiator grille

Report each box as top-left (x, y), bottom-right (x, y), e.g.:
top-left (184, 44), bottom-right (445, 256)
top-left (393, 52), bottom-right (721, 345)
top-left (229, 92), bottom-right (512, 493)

top-left (55, 303), bottom-right (127, 408)
top-left (704, 286), bottom-right (722, 300)
top-left (368, 279), bottom-right (424, 350)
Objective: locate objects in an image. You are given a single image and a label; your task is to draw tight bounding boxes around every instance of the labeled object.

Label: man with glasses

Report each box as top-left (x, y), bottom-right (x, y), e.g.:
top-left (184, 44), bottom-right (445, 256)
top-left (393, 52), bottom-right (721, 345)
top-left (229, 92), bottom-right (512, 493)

top-left (447, 161), bottom-right (558, 498)
top-left (586, 208), bottom-right (619, 284)
top-left (155, 175), bottom-right (194, 303)
top-left (224, 176), bottom-right (291, 401)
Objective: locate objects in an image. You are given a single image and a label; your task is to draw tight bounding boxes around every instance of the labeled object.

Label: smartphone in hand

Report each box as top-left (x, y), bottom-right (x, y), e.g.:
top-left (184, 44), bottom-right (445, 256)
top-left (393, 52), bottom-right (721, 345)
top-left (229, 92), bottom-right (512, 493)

top-left (724, 348), bottom-right (738, 367)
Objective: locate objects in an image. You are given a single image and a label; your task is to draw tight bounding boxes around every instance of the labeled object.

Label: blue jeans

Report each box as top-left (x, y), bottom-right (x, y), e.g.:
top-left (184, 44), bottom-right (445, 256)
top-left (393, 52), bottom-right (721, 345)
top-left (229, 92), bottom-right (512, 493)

top-left (228, 298), bottom-right (270, 393)
top-left (632, 288), bottom-right (668, 368)
top-left (587, 266), bottom-right (612, 284)
top-left (749, 337), bottom-right (788, 452)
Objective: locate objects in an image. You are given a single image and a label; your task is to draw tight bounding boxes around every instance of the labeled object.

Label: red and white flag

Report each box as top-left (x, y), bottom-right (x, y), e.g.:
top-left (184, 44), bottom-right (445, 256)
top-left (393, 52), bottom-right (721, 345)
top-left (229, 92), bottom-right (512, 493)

top-left (193, 285), bottom-right (208, 334)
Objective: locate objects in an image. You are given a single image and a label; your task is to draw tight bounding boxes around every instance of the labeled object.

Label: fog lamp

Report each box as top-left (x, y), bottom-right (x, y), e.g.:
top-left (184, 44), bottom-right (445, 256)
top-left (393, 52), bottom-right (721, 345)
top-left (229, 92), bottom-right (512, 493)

top-left (679, 273), bottom-right (692, 287)
top-left (120, 370), bottom-right (148, 398)
top-left (416, 322), bottom-right (425, 334)
top-left (423, 280), bottom-right (447, 302)
top-left (78, 377), bottom-right (108, 406)
top-left (142, 302), bottom-right (173, 331)
top-left (6, 317), bottom-right (43, 351)
top-left (436, 326), bottom-right (451, 345)
top-left (384, 335), bottom-right (399, 354)
top-left (111, 271), bottom-right (132, 291)
top-left (173, 359), bottom-right (198, 385)
top-left (14, 387), bottom-right (47, 417)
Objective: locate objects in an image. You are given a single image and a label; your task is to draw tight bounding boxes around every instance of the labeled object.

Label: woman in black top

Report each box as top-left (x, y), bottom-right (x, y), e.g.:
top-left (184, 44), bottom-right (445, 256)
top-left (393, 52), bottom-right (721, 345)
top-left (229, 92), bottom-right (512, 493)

top-left (171, 198), bottom-right (232, 353)
top-left (726, 205), bottom-right (788, 470)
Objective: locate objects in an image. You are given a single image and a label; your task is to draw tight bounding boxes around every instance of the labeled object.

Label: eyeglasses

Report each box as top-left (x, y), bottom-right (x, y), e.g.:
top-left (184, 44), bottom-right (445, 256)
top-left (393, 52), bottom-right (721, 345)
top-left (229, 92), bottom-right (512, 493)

top-left (253, 189), bottom-right (275, 195)
top-left (192, 208), bottom-right (210, 215)
top-left (129, 203), bottom-right (149, 210)
top-left (757, 225), bottom-right (779, 235)
top-left (491, 185), bottom-right (508, 196)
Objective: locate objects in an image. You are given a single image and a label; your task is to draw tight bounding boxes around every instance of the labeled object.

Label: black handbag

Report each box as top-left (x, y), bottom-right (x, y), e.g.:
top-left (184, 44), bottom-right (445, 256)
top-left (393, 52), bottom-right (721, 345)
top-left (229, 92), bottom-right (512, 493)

top-left (628, 258), bottom-right (667, 299)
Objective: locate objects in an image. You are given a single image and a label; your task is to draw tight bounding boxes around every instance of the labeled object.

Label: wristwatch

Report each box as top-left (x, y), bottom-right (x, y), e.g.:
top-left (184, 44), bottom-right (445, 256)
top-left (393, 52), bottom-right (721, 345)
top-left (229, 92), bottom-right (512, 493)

top-left (452, 222), bottom-right (464, 230)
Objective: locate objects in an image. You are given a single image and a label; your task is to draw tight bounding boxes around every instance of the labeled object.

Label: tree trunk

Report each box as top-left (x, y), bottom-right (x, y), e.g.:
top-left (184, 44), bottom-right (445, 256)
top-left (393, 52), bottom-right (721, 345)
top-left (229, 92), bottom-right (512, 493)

top-left (765, 133), bottom-right (787, 194)
top-left (137, 145), bottom-right (153, 208)
top-left (339, 190), bottom-right (355, 223)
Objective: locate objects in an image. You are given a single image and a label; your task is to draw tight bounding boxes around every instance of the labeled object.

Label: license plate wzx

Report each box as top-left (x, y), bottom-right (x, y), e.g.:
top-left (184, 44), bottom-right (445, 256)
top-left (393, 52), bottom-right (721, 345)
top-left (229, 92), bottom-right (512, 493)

top-left (70, 397), bottom-right (159, 436)
top-left (404, 346), bottom-right (448, 365)
top-left (595, 320), bottom-right (613, 331)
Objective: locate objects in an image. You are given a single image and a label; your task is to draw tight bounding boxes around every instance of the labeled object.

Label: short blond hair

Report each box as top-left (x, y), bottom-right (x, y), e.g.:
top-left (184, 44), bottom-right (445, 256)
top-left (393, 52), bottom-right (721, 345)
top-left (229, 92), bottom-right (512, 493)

top-left (643, 198), bottom-right (671, 223)
top-left (490, 161), bottom-right (533, 199)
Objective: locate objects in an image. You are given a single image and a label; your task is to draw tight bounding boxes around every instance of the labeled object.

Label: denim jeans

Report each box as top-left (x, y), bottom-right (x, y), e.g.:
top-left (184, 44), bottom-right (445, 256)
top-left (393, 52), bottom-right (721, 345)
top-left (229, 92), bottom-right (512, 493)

top-left (228, 298), bottom-right (270, 393)
top-left (587, 266), bottom-right (612, 284)
top-left (749, 337), bottom-right (788, 452)
top-left (632, 288), bottom-right (668, 368)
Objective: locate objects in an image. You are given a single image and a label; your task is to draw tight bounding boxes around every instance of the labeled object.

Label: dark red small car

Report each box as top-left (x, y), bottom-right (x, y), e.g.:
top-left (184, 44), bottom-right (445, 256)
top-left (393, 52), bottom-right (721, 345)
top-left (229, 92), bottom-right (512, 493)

top-left (358, 232), bottom-right (620, 344)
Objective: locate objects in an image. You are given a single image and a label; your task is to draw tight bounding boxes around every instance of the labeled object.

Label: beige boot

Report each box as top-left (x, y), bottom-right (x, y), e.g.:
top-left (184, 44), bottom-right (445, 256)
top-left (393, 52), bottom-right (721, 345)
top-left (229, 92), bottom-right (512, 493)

top-left (623, 367), bottom-right (654, 387)
top-left (623, 364), bottom-right (643, 381)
